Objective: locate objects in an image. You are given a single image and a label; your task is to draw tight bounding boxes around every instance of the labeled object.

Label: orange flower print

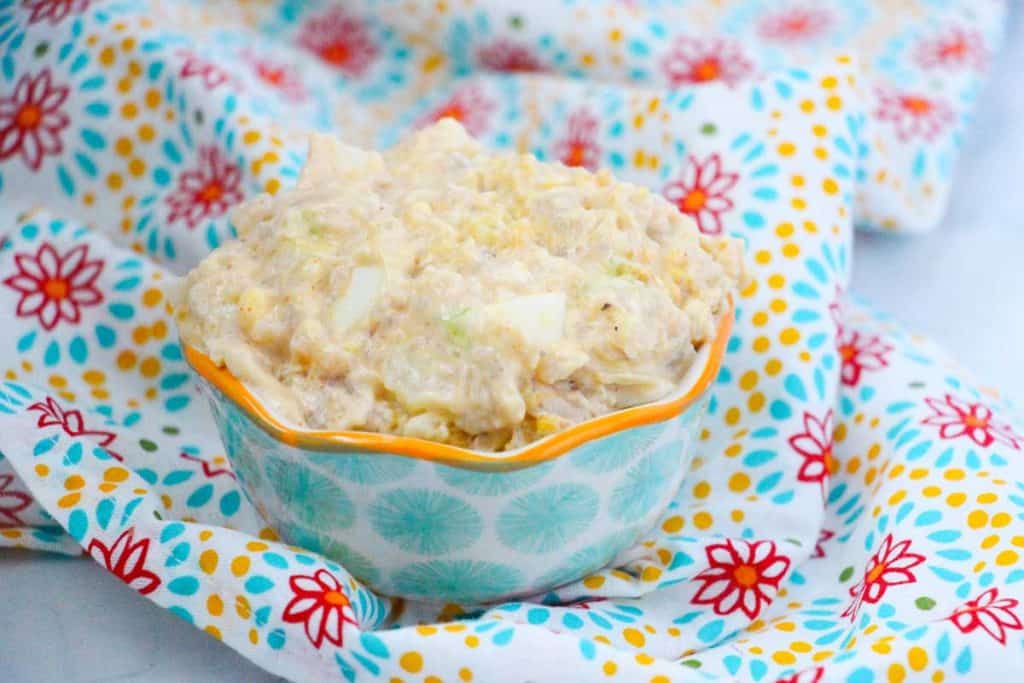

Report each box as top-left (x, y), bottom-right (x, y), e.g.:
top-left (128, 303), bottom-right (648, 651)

top-left (297, 7), bottom-right (378, 77)
top-left (916, 26), bottom-right (988, 72)
top-left (87, 528), bottom-right (162, 595)
top-left (282, 569), bottom-right (359, 648)
top-left (178, 50), bottom-right (232, 90)
top-left (788, 410), bottom-right (834, 487)
top-left (836, 329), bottom-right (892, 387)
top-left (180, 452), bottom-right (235, 479)
top-left (419, 85), bottom-right (496, 137)
top-left (20, 0), bottom-right (88, 24)
top-left (828, 284), bottom-right (845, 330)
top-left (3, 242), bottom-right (104, 330)
top-left (477, 39), bottom-right (547, 73)
top-left (0, 69), bottom-right (70, 171)
top-left (691, 538), bottom-right (791, 619)
top-left (165, 145), bottom-right (244, 229)
top-left (661, 36), bottom-right (753, 87)
top-left (663, 153), bottom-right (739, 235)
top-left (813, 529), bottom-right (835, 559)
top-left (947, 588), bottom-right (1023, 645)
top-left (27, 396), bottom-right (121, 460)
top-left (553, 109), bottom-right (600, 171)
top-left (758, 6), bottom-right (832, 43)
top-left (247, 54), bottom-right (306, 101)
top-left (843, 533), bottom-right (925, 620)
top-left (775, 667), bottom-right (825, 683)
top-left (875, 87), bottom-right (954, 143)
top-left (922, 394), bottom-right (1022, 450)
top-left (0, 473), bottom-right (32, 527)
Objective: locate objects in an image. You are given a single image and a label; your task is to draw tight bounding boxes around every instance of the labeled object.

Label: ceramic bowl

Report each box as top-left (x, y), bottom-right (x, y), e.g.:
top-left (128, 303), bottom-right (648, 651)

top-left (183, 306), bottom-right (731, 604)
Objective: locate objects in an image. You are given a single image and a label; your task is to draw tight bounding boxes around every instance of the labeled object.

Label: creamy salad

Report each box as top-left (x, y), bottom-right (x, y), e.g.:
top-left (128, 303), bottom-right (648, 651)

top-left (177, 120), bottom-right (743, 451)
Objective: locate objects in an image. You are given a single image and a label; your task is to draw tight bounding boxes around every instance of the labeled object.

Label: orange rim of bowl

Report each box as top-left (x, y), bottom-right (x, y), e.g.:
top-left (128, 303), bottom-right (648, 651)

top-left (183, 301), bottom-right (732, 472)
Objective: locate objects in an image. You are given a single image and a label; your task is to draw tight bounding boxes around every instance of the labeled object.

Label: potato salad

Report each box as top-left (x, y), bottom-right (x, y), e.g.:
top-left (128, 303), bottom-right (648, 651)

top-left (176, 120), bottom-right (743, 451)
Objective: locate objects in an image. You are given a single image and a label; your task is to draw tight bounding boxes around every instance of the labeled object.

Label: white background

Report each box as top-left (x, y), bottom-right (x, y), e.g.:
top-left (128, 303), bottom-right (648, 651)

top-left (1, 9), bottom-right (1021, 682)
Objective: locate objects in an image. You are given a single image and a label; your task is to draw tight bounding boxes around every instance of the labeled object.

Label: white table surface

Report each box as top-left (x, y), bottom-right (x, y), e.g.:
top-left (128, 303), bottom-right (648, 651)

top-left (2, 11), bottom-right (1022, 683)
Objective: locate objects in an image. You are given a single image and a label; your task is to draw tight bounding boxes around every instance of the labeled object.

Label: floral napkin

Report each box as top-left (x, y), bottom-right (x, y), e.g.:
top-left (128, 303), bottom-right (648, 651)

top-left (335, 0), bottom-right (1008, 233)
top-left (1, 2), bottom-right (1021, 682)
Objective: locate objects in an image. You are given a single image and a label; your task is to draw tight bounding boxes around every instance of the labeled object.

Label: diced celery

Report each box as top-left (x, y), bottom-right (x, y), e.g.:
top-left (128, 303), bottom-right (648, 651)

top-left (441, 307), bottom-right (472, 348)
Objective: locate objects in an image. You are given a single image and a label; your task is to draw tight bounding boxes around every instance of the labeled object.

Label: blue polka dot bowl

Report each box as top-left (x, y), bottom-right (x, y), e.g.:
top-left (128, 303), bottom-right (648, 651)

top-left (183, 308), bottom-right (731, 604)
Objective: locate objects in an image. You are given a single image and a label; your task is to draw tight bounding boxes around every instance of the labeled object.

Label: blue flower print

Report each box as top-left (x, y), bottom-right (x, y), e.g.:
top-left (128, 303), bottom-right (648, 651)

top-left (369, 488), bottom-right (482, 555)
top-left (497, 483), bottom-right (599, 554)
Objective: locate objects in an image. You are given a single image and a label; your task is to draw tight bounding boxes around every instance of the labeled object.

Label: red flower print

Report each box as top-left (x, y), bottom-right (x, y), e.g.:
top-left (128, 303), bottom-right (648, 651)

top-left (916, 26), bottom-right (987, 72)
top-left (758, 6), bottom-right (832, 43)
top-left (789, 410), bottom-right (834, 486)
top-left (947, 588), bottom-right (1023, 645)
top-left (691, 538), bottom-right (791, 619)
top-left (836, 329), bottom-right (892, 387)
top-left (843, 533), bottom-right (925, 620)
top-left (247, 55), bottom-right (306, 101)
top-left (477, 39), bottom-right (546, 73)
top-left (922, 394), bottom-right (1022, 450)
top-left (178, 51), bottom-right (232, 90)
top-left (180, 452), bottom-right (236, 479)
top-left (297, 7), bottom-right (378, 77)
top-left (775, 666), bottom-right (825, 683)
top-left (0, 69), bottom-right (70, 171)
top-left (813, 529), bottom-right (835, 559)
top-left (553, 108), bottom-right (601, 171)
top-left (165, 145), bottom-right (244, 229)
top-left (419, 85), bottom-right (496, 137)
top-left (565, 596), bottom-right (608, 610)
top-left (874, 87), bottom-right (954, 143)
top-left (0, 473), bottom-right (33, 527)
top-left (20, 0), bottom-right (89, 24)
top-left (27, 396), bottom-right (121, 460)
top-left (87, 528), bottom-right (162, 595)
top-left (660, 36), bottom-right (753, 87)
top-left (3, 242), bottom-right (104, 331)
top-left (663, 153), bottom-right (739, 235)
top-left (829, 284), bottom-right (845, 329)
top-left (282, 569), bottom-right (359, 648)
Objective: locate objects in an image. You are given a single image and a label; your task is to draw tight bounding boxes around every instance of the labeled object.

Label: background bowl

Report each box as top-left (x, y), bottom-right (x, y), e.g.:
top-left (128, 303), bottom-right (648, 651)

top-left (185, 308), bottom-right (731, 604)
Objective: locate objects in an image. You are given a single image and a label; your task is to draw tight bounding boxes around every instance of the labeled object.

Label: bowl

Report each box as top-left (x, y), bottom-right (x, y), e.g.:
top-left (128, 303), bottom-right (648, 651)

top-left (182, 304), bottom-right (732, 604)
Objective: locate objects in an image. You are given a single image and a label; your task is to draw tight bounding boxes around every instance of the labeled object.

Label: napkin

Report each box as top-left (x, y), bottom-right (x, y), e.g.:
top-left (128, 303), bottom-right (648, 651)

top-left (361, 0), bottom-right (1007, 233)
top-left (0, 2), bottom-right (1021, 682)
